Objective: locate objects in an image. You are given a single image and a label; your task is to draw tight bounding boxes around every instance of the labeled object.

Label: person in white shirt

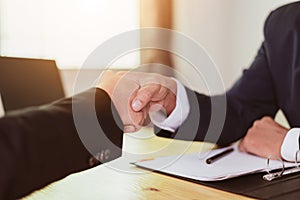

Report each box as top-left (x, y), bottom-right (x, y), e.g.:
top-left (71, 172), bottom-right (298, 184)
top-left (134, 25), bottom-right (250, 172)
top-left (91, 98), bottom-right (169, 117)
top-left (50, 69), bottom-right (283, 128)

top-left (127, 2), bottom-right (300, 162)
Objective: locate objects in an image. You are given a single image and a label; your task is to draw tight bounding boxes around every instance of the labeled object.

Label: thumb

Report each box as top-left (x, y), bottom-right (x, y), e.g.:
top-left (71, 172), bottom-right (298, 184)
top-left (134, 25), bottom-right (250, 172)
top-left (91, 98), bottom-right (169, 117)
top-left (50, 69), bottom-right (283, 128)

top-left (131, 84), bottom-right (160, 111)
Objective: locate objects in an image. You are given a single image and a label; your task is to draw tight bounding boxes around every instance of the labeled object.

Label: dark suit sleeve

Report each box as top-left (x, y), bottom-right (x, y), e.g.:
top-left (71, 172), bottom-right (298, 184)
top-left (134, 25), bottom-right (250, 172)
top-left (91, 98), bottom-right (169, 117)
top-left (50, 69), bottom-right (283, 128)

top-left (157, 11), bottom-right (279, 146)
top-left (0, 88), bottom-right (123, 199)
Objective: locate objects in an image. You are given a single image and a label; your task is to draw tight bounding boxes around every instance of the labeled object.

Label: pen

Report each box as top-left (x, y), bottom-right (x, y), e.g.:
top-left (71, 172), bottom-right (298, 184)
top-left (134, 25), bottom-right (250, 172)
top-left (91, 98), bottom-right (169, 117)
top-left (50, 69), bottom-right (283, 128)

top-left (206, 147), bottom-right (234, 164)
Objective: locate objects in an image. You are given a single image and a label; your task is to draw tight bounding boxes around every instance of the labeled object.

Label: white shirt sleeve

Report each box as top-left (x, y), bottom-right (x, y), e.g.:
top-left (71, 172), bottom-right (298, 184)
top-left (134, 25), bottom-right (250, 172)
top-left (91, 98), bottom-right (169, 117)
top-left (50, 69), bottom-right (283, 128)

top-left (150, 79), bottom-right (190, 132)
top-left (281, 128), bottom-right (300, 162)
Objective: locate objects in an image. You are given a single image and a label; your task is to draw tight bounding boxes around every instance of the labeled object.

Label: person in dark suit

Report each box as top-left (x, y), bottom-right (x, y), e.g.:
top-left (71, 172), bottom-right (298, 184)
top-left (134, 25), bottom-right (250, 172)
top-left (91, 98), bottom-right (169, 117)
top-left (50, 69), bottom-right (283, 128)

top-left (0, 88), bottom-right (122, 200)
top-left (130, 2), bottom-right (300, 161)
top-left (0, 70), bottom-right (176, 200)
top-left (2, 2), bottom-right (299, 199)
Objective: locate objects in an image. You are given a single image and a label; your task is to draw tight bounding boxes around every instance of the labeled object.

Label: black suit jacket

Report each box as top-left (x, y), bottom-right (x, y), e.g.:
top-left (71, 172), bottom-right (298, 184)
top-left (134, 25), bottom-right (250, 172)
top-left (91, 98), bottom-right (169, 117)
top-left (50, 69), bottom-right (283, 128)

top-left (157, 2), bottom-right (300, 146)
top-left (0, 88), bottom-right (123, 199)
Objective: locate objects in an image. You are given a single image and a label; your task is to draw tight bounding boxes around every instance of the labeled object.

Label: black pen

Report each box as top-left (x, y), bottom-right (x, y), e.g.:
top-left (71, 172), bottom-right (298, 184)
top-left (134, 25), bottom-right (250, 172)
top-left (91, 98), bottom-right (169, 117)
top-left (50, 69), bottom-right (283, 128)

top-left (206, 147), bottom-right (234, 164)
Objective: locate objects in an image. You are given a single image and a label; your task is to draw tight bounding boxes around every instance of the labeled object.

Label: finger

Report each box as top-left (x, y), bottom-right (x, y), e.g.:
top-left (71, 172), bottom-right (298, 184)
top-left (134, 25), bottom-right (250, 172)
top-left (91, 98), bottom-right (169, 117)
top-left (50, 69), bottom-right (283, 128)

top-left (123, 72), bottom-right (174, 90)
top-left (238, 140), bottom-right (247, 152)
top-left (131, 84), bottom-right (160, 111)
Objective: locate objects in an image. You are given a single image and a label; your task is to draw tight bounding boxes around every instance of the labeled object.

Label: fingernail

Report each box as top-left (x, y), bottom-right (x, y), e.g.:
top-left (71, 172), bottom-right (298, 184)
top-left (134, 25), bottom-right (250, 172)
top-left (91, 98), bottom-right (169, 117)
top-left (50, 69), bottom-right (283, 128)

top-left (124, 125), bottom-right (136, 133)
top-left (132, 99), bottom-right (142, 111)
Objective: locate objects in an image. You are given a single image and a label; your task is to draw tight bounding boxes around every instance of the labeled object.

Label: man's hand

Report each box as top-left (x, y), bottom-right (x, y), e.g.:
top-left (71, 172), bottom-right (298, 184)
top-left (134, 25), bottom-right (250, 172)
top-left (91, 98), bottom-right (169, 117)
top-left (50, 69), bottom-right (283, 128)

top-left (123, 72), bottom-right (177, 117)
top-left (97, 70), bottom-right (145, 133)
top-left (97, 70), bottom-right (177, 133)
top-left (239, 116), bottom-right (288, 159)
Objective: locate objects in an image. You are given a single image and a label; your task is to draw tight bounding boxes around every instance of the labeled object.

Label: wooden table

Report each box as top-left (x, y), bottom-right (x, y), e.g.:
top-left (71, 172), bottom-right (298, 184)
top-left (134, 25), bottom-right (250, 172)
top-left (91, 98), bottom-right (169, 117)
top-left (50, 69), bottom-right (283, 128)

top-left (23, 128), bottom-right (252, 200)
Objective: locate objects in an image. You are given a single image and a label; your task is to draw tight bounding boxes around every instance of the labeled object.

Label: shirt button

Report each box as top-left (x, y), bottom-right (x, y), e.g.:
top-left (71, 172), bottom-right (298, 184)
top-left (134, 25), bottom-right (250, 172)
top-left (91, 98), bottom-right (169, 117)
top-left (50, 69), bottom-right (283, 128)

top-left (88, 149), bottom-right (111, 166)
top-left (89, 156), bottom-right (100, 167)
top-left (98, 149), bottom-right (111, 162)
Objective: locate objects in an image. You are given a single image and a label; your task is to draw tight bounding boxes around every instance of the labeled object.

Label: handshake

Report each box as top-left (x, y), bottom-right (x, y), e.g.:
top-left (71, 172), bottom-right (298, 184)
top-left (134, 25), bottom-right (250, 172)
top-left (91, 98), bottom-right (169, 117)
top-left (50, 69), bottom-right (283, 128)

top-left (97, 70), bottom-right (178, 133)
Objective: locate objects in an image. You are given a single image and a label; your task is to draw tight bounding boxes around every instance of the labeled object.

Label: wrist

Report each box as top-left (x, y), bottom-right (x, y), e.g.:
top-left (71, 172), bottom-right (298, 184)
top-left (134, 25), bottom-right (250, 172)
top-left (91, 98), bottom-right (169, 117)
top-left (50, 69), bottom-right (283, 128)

top-left (96, 84), bottom-right (113, 99)
top-left (150, 78), bottom-right (190, 132)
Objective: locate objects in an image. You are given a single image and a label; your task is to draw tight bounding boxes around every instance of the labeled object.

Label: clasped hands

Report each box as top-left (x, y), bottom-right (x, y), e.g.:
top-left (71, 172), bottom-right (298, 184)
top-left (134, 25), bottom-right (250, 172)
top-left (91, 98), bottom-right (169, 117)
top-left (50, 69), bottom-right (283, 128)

top-left (97, 70), bottom-right (177, 133)
top-left (98, 70), bottom-right (289, 160)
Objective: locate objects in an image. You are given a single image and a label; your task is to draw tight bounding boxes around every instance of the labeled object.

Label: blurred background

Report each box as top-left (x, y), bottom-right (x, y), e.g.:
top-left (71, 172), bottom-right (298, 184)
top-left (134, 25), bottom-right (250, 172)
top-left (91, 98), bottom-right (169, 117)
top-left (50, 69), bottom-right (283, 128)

top-left (0, 0), bottom-right (297, 96)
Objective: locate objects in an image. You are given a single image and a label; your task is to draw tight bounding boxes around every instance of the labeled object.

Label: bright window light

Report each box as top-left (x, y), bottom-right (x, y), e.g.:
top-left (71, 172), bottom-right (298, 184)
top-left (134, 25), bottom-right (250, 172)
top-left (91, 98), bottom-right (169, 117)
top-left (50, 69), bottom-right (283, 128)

top-left (0, 0), bottom-right (140, 68)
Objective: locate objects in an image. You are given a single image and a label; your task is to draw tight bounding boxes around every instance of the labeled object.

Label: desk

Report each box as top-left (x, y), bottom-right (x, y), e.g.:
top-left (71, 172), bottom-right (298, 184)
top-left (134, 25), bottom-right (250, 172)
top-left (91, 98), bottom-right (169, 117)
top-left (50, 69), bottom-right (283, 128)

top-left (23, 128), bottom-right (252, 200)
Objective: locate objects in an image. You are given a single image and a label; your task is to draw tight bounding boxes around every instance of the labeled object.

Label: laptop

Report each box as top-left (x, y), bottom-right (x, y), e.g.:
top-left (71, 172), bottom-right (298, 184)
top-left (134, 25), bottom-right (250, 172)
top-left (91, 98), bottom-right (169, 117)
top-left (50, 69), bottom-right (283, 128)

top-left (0, 57), bottom-right (65, 112)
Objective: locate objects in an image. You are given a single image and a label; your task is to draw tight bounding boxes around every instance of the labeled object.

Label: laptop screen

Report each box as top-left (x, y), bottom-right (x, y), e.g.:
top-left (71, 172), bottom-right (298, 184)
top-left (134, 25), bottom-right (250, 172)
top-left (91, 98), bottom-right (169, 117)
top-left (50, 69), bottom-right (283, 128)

top-left (0, 57), bottom-right (65, 112)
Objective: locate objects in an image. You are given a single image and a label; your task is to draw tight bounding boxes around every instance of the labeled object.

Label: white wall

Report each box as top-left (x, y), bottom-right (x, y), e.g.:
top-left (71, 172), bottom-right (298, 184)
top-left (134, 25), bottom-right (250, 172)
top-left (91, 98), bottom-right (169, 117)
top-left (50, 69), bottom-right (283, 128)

top-left (62, 1), bottom-right (297, 95)
top-left (60, 1), bottom-right (296, 127)
top-left (173, 0), bottom-right (297, 91)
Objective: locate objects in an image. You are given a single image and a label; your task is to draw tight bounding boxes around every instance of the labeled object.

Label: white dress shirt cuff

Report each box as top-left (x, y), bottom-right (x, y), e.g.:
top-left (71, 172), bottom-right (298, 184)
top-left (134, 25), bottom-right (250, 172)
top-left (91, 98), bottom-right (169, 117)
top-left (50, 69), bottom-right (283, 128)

top-left (281, 128), bottom-right (300, 162)
top-left (150, 79), bottom-right (190, 132)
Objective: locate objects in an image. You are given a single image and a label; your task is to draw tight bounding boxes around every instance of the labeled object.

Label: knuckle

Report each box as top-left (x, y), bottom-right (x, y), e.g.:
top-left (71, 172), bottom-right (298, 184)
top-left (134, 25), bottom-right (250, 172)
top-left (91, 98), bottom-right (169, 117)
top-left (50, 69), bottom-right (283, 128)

top-left (262, 116), bottom-right (272, 121)
top-left (160, 86), bottom-right (168, 94)
top-left (253, 121), bottom-right (261, 127)
top-left (141, 91), bottom-right (152, 99)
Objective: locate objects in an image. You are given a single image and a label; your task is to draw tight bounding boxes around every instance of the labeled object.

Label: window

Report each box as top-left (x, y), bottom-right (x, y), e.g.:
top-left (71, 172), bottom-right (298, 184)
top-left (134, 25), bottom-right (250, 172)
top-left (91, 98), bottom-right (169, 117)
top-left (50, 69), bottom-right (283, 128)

top-left (0, 0), bottom-right (139, 68)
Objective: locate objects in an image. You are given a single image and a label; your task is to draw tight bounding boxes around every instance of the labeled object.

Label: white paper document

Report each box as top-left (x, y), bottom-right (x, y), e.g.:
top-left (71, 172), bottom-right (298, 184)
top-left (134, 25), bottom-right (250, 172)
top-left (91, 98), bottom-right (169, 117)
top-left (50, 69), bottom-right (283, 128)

top-left (134, 146), bottom-right (298, 181)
